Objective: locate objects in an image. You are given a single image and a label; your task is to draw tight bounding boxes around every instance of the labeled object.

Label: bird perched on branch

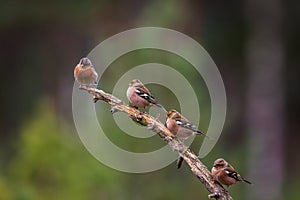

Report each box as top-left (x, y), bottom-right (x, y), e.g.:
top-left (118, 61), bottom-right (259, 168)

top-left (126, 79), bottom-right (167, 112)
top-left (211, 158), bottom-right (251, 187)
top-left (166, 109), bottom-right (209, 168)
top-left (74, 57), bottom-right (98, 87)
top-left (166, 109), bottom-right (208, 139)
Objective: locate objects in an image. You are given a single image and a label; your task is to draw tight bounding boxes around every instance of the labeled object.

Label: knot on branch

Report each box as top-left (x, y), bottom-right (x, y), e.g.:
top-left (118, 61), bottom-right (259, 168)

top-left (110, 107), bottom-right (119, 114)
top-left (147, 121), bottom-right (156, 130)
top-left (208, 192), bottom-right (221, 199)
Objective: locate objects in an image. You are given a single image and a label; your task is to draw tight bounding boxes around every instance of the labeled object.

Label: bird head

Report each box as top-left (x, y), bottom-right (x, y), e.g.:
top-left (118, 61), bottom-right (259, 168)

top-left (80, 57), bottom-right (92, 68)
top-left (213, 158), bottom-right (227, 169)
top-left (129, 79), bottom-right (143, 87)
top-left (167, 109), bottom-right (181, 119)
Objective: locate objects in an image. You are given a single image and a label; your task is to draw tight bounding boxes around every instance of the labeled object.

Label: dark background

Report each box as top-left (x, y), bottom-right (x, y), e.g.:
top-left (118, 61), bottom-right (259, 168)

top-left (0, 0), bottom-right (299, 199)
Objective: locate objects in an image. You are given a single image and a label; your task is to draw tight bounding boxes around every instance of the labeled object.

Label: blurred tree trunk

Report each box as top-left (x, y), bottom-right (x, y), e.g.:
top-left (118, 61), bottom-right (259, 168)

top-left (244, 0), bottom-right (284, 199)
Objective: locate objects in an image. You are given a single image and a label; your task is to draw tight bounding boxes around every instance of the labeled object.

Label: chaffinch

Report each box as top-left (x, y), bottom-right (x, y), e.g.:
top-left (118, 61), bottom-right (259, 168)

top-left (166, 109), bottom-right (209, 168)
top-left (126, 79), bottom-right (167, 112)
top-left (74, 57), bottom-right (98, 87)
top-left (166, 109), bottom-right (207, 139)
top-left (211, 158), bottom-right (251, 187)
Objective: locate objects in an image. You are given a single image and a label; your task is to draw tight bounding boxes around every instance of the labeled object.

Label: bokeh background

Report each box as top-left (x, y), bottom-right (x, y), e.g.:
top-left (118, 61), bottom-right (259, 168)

top-left (0, 0), bottom-right (299, 199)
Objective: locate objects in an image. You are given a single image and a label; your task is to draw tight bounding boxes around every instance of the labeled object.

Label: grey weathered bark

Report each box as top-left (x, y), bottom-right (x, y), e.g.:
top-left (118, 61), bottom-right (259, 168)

top-left (245, 0), bottom-right (284, 199)
top-left (79, 86), bottom-right (233, 200)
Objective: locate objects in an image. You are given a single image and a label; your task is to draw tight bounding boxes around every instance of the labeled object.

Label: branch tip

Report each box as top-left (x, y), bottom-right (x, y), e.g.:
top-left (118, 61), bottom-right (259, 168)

top-left (110, 107), bottom-right (119, 114)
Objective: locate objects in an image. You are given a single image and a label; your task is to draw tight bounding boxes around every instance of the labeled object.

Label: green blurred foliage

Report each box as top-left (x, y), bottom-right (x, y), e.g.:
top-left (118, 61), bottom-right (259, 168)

top-left (136, 0), bottom-right (187, 27)
top-left (1, 99), bottom-right (124, 200)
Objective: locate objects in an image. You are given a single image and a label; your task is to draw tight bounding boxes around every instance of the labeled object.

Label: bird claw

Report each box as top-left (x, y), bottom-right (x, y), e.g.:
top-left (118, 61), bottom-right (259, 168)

top-left (78, 85), bottom-right (89, 90)
top-left (129, 104), bottom-right (139, 110)
top-left (139, 110), bottom-right (148, 115)
top-left (163, 136), bottom-right (174, 142)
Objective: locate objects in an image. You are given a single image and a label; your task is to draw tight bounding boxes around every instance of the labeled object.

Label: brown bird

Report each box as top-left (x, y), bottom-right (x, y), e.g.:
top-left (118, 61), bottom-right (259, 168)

top-left (126, 79), bottom-right (167, 112)
top-left (211, 158), bottom-right (251, 187)
top-left (74, 57), bottom-right (98, 87)
top-left (166, 109), bottom-right (207, 139)
top-left (166, 109), bottom-right (209, 169)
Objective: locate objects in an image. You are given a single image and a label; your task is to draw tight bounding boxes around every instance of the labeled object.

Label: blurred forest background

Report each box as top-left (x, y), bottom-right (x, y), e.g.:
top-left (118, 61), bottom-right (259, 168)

top-left (0, 0), bottom-right (299, 199)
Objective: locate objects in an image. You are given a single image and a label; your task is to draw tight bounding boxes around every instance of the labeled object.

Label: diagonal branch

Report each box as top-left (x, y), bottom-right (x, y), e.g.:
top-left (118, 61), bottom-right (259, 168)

top-left (79, 85), bottom-right (233, 200)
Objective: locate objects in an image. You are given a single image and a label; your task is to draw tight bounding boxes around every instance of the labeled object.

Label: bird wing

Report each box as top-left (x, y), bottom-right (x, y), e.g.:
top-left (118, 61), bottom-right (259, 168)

top-left (135, 86), bottom-right (157, 104)
top-left (175, 118), bottom-right (207, 136)
top-left (224, 168), bottom-right (251, 184)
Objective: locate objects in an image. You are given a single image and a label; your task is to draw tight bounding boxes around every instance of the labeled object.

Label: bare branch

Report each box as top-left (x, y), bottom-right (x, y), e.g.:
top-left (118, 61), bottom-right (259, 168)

top-left (79, 85), bottom-right (233, 200)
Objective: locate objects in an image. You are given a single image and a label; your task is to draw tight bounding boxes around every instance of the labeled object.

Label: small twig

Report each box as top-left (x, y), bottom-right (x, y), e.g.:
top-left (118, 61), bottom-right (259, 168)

top-left (79, 86), bottom-right (233, 200)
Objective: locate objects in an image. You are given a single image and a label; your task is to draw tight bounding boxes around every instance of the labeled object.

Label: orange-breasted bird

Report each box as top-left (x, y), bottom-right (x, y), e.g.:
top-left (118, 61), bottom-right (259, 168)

top-left (211, 158), bottom-right (251, 187)
top-left (166, 109), bottom-right (209, 168)
top-left (74, 57), bottom-right (98, 87)
top-left (126, 79), bottom-right (167, 112)
top-left (166, 109), bottom-right (208, 139)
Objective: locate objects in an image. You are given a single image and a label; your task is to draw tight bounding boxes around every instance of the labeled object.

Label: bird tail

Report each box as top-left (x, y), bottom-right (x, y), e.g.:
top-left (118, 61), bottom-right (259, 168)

top-left (241, 178), bottom-right (252, 184)
top-left (236, 173), bottom-right (252, 184)
top-left (195, 129), bottom-right (207, 136)
top-left (195, 130), bottom-right (214, 140)
top-left (154, 103), bottom-right (167, 113)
